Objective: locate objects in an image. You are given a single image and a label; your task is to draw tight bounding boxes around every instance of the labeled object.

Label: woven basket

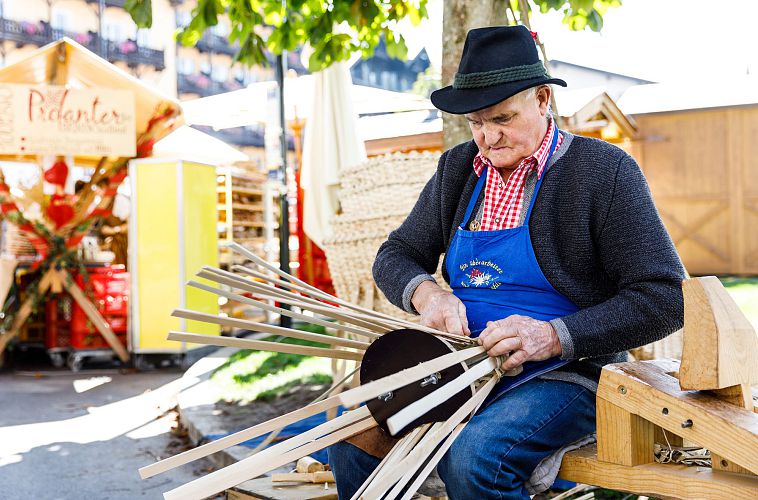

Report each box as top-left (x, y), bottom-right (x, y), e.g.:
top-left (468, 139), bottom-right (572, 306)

top-left (323, 152), bottom-right (446, 322)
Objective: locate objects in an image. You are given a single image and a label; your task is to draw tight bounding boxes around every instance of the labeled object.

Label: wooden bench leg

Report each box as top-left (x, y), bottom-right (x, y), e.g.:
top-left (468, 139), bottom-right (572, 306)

top-left (596, 397), bottom-right (655, 466)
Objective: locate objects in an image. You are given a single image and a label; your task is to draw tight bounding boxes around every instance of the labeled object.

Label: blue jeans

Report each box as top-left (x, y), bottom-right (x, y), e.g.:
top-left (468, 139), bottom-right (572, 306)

top-left (328, 378), bottom-right (595, 499)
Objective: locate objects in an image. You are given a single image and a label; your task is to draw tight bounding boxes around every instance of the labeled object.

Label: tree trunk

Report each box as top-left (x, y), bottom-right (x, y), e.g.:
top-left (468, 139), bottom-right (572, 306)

top-left (442, 0), bottom-right (508, 149)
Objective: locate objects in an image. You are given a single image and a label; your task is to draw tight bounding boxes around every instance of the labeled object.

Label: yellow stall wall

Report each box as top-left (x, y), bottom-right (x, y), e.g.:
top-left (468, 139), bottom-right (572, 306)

top-left (129, 159), bottom-right (219, 352)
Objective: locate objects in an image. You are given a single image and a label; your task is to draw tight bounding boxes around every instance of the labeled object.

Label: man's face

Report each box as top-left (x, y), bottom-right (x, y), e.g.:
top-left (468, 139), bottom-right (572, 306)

top-left (464, 87), bottom-right (550, 169)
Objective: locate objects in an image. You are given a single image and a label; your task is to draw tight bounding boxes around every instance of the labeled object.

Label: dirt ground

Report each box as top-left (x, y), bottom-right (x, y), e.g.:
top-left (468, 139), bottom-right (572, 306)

top-left (211, 382), bottom-right (327, 432)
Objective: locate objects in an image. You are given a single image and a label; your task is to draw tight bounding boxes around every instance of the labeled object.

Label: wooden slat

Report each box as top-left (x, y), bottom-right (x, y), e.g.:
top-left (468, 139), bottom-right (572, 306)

top-left (171, 309), bottom-right (370, 350)
top-left (197, 268), bottom-right (393, 334)
top-left (163, 416), bottom-right (376, 500)
top-left (597, 360), bottom-right (758, 474)
top-left (338, 345), bottom-right (485, 408)
top-left (559, 444), bottom-right (758, 500)
top-left (360, 376), bottom-right (497, 499)
top-left (386, 357), bottom-right (495, 435)
top-left (166, 332), bottom-right (363, 362)
top-left (187, 280), bottom-right (380, 339)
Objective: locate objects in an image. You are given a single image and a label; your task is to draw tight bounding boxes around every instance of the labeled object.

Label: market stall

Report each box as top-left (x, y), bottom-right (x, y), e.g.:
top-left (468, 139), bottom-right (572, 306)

top-left (0, 38), bottom-right (183, 368)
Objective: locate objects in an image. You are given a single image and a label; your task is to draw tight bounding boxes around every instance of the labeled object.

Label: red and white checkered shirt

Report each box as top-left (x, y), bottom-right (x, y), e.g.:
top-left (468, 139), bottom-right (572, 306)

top-left (472, 116), bottom-right (562, 231)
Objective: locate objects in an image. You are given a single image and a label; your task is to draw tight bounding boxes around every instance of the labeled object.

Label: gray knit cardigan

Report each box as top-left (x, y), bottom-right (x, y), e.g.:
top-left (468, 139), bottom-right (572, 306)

top-left (372, 133), bottom-right (686, 386)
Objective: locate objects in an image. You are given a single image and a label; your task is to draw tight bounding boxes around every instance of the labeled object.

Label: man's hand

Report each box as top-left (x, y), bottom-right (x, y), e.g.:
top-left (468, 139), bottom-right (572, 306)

top-left (478, 315), bottom-right (561, 370)
top-left (411, 281), bottom-right (470, 336)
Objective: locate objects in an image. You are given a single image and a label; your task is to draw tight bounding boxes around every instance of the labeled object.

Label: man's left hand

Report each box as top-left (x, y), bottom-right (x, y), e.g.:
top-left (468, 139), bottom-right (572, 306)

top-left (477, 315), bottom-right (562, 371)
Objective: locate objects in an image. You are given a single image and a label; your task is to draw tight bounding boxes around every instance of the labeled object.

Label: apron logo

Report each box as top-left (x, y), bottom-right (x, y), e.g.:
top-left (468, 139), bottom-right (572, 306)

top-left (460, 259), bottom-right (503, 289)
top-left (467, 267), bottom-right (493, 287)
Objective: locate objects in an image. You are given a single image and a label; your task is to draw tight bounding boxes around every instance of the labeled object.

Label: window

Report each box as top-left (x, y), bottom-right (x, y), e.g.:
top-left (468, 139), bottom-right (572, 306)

top-left (212, 64), bottom-right (228, 82)
top-left (103, 22), bottom-right (123, 41)
top-left (136, 29), bottom-right (151, 48)
top-left (51, 9), bottom-right (71, 30)
top-left (176, 57), bottom-right (194, 75)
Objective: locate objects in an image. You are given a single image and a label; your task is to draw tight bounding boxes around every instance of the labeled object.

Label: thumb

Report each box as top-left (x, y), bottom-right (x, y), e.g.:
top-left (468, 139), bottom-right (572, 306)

top-left (458, 301), bottom-right (470, 336)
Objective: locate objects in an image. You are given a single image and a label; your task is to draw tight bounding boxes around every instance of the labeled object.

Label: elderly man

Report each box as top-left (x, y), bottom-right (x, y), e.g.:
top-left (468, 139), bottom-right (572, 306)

top-left (329, 25), bottom-right (686, 499)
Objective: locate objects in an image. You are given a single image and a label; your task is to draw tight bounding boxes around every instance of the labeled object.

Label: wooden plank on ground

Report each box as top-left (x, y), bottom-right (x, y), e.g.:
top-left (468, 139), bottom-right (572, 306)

top-left (271, 471), bottom-right (334, 483)
top-left (228, 477), bottom-right (337, 500)
top-left (559, 444), bottom-right (758, 500)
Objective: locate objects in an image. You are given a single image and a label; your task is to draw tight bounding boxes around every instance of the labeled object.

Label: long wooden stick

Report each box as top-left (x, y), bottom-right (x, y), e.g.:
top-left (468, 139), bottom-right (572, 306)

top-left (206, 264), bottom-right (395, 332)
top-left (187, 280), bottom-right (380, 339)
top-left (215, 266), bottom-right (474, 345)
top-left (396, 423), bottom-right (467, 500)
top-left (233, 263), bottom-right (428, 332)
top-left (141, 383), bottom-right (360, 479)
top-left (163, 413), bottom-right (377, 500)
top-left (234, 262), bottom-right (473, 340)
top-left (360, 377), bottom-right (497, 499)
top-left (166, 332), bottom-right (364, 362)
top-left (386, 357), bottom-right (497, 435)
top-left (349, 425), bottom-right (430, 500)
top-left (339, 345), bottom-right (485, 407)
top-left (197, 268), bottom-right (393, 333)
top-left (171, 309), bottom-right (369, 350)
top-left (355, 423), bottom-right (440, 500)
top-left (227, 244), bottom-right (474, 340)
top-left (232, 264), bottom-right (410, 330)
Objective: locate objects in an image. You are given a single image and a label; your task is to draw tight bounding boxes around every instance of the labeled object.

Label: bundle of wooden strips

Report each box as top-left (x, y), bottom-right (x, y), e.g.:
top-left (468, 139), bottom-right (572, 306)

top-left (139, 242), bottom-right (503, 500)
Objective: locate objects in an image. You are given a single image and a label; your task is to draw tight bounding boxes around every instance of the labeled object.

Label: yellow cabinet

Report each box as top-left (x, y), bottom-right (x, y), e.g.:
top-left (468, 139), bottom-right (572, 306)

top-left (128, 159), bottom-right (220, 353)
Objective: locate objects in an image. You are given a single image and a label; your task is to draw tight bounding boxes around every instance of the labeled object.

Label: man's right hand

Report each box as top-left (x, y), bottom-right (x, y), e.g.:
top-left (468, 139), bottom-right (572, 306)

top-left (411, 281), bottom-right (471, 336)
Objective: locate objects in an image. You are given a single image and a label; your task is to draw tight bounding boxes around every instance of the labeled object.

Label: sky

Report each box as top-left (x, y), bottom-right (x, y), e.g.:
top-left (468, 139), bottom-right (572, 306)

top-left (401, 0), bottom-right (758, 83)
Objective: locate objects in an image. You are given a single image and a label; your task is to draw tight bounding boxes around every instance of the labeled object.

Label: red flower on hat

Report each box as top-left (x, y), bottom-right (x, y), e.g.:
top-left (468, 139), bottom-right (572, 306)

top-left (530, 30), bottom-right (539, 41)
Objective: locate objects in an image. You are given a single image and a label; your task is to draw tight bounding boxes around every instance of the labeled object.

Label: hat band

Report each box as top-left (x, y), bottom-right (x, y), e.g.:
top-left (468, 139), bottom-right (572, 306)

top-left (453, 62), bottom-right (548, 89)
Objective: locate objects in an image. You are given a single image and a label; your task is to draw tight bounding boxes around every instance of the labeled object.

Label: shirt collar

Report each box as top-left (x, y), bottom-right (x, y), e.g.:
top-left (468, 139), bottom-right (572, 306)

top-left (473, 114), bottom-right (557, 179)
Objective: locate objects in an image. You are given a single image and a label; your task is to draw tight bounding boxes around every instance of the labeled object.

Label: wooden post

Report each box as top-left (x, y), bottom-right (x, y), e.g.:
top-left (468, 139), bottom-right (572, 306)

top-left (596, 397), bottom-right (655, 466)
top-left (679, 277), bottom-right (758, 391)
top-left (0, 269), bottom-right (54, 355)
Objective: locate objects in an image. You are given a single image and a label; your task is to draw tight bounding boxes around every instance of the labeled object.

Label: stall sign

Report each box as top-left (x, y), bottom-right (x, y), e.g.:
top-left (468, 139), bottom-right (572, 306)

top-left (0, 83), bottom-right (136, 157)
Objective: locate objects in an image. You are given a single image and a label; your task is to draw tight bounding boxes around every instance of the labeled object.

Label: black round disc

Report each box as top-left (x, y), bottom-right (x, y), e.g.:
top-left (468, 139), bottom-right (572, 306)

top-left (360, 329), bottom-right (474, 436)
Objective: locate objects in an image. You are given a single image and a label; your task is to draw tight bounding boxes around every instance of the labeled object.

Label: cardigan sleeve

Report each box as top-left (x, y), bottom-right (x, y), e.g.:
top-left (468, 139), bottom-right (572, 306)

top-left (372, 152), bottom-right (450, 313)
top-left (550, 153), bottom-right (686, 359)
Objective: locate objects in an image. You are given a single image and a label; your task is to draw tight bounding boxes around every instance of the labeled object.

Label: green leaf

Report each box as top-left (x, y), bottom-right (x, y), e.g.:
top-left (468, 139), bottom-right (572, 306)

top-left (587, 9), bottom-right (603, 31)
top-left (384, 30), bottom-right (408, 60)
top-left (124, 0), bottom-right (153, 29)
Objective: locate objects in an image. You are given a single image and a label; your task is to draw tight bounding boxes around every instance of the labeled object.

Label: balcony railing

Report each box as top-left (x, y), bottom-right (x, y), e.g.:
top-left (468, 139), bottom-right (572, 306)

top-left (0, 18), bottom-right (165, 71)
top-left (177, 73), bottom-right (244, 97)
top-left (194, 32), bottom-right (237, 57)
top-left (84, 0), bottom-right (126, 7)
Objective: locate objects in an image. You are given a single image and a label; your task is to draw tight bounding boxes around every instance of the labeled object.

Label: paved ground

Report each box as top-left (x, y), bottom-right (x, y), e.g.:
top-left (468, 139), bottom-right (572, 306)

top-left (0, 351), bottom-right (217, 500)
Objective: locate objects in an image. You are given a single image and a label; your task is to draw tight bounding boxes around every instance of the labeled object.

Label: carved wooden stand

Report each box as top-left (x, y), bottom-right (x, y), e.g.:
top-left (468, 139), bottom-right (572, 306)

top-left (559, 277), bottom-right (758, 499)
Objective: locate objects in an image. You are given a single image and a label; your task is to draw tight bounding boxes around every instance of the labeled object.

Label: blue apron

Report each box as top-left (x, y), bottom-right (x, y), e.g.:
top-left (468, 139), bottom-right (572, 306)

top-left (445, 130), bottom-right (579, 398)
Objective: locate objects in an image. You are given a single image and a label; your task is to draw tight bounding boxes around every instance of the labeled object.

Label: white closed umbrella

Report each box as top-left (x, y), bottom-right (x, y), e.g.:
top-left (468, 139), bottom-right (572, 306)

top-left (300, 61), bottom-right (366, 247)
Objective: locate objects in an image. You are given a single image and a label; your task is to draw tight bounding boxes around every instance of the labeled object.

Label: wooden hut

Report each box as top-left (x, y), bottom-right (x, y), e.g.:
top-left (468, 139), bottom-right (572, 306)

top-left (618, 78), bottom-right (758, 275)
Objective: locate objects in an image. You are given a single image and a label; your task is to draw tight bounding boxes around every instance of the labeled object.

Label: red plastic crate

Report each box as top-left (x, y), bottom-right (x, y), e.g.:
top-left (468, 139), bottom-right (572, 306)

top-left (75, 266), bottom-right (129, 316)
top-left (45, 296), bottom-right (72, 350)
top-left (70, 266), bottom-right (129, 350)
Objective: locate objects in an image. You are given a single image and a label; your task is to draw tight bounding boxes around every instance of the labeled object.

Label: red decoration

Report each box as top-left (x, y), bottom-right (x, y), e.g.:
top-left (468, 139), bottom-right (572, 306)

top-left (46, 193), bottom-right (75, 229)
top-left (530, 30), bottom-right (539, 41)
top-left (44, 159), bottom-right (69, 188)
